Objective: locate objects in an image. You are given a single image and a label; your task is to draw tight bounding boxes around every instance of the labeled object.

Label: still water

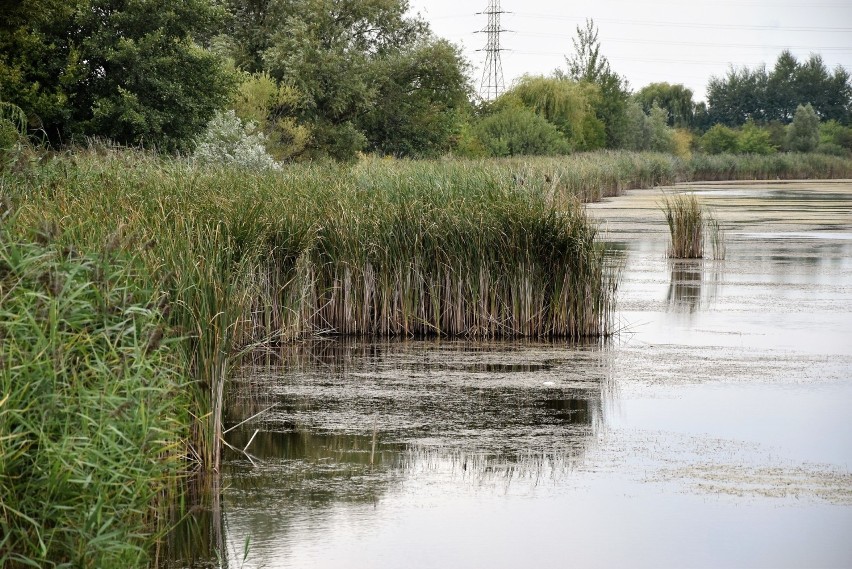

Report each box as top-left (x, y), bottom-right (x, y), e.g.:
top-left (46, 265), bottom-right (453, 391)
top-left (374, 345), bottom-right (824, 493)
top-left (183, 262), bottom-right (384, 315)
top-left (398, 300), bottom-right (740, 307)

top-left (176, 182), bottom-right (852, 568)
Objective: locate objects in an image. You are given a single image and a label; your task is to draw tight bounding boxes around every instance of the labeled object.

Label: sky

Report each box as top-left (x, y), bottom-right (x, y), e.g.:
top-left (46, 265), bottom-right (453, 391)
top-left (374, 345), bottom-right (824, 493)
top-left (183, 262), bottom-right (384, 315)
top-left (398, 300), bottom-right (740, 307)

top-left (405, 0), bottom-right (852, 102)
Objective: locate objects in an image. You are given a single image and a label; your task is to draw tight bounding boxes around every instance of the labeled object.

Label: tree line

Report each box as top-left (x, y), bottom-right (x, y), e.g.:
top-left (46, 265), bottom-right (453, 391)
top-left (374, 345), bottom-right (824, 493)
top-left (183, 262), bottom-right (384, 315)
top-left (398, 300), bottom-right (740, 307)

top-left (1, 0), bottom-right (851, 164)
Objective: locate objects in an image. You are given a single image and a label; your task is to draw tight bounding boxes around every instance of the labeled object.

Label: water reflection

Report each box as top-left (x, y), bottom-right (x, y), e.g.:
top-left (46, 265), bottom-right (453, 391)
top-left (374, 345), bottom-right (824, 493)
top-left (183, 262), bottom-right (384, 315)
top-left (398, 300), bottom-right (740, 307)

top-left (666, 260), bottom-right (722, 312)
top-left (178, 339), bottom-right (614, 567)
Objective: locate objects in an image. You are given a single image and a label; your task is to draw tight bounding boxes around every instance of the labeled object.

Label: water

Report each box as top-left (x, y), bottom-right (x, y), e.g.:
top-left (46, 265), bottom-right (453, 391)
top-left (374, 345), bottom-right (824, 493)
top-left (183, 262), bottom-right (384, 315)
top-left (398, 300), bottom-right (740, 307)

top-left (173, 181), bottom-right (852, 568)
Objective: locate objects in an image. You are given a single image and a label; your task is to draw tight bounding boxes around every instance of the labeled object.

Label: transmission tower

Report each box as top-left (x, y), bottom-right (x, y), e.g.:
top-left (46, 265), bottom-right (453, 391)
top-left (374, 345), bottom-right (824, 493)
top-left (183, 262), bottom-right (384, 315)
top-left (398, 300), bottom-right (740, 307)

top-left (477, 0), bottom-right (507, 100)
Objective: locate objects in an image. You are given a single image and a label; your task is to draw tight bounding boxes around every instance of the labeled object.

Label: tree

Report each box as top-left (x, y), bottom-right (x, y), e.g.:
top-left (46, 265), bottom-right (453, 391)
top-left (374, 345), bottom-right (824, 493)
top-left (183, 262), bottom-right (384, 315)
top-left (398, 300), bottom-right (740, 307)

top-left (635, 83), bottom-right (695, 128)
top-left (502, 75), bottom-right (604, 151)
top-left (359, 38), bottom-right (471, 158)
top-left (218, 0), bottom-right (472, 160)
top-left (0, 0), bottom-right (233, 150)
top-left (474, 104), bottom-right (570, 157)
top-left (706, 51), bottom-right (852, 127)
top-left (562, 19), bottom-right (630, 148)
top-left (786, 103), bottom-right (820, 152)
top-left (706, 65), bottom-right (768, 127)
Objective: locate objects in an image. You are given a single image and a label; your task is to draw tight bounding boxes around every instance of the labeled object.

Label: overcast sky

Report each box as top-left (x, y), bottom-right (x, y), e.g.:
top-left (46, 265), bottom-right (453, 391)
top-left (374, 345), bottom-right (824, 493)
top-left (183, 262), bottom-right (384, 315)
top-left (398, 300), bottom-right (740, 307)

top-left (406, 0), bottom-right (852, 102)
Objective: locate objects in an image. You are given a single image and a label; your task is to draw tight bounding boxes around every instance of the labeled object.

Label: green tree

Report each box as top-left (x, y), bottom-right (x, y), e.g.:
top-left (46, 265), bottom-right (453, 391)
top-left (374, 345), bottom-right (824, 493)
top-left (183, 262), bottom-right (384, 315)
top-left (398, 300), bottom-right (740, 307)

top-left (252, 0), bottom-right (428, 160)
top-left (786, 103), bottom-right (820, 152)
top-left (635, 82), bottom-right (695, 128)
top-left (561, 19), bottom-right (630, 148)
top-left (502, 75), bottom-right (604, 151)
top-left (700, 124), bottom-right (740, 154)
top-left (0, 0), bottom-right (233, 150)
top-left (706, 65), bottom-right (768, 126)
top-left (359, 38), bottom-right (471, 158)
top-left (707, 51), bottom-right (852, 127)
top-left (766, 50), bottom-right (799, 122)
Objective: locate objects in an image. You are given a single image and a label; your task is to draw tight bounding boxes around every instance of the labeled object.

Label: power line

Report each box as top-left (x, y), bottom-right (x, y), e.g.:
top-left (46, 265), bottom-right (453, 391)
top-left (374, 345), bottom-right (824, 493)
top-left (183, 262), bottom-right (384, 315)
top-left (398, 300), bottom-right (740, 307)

top-left (515, 13), bottom-right (852, 33)
top-left (512, 31), bottom-right (852, 51)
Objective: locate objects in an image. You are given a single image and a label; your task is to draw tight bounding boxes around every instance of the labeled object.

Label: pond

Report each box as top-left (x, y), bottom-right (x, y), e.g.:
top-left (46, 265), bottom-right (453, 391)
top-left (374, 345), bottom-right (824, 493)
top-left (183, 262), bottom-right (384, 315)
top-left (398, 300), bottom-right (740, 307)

top-left (170, 181), bottom-right (852, 568)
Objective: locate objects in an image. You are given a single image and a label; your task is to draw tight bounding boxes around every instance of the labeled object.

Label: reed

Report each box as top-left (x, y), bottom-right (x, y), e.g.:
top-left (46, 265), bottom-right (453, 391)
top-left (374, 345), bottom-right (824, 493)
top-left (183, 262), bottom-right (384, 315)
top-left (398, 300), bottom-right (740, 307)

top-left (660, 193), bottom-right (726, 260)
top-left (0, 228), bottom-right (188, 568)
top-left (1, 147), bottom-right (848, 565)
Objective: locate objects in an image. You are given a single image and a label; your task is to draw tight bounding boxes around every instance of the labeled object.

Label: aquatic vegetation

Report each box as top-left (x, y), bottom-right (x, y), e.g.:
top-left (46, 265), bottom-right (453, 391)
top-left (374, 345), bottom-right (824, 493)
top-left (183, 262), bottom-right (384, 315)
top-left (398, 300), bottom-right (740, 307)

top-left (661, 193), bottom-right (705, 259)
top-left (0, 231), bottom-right (188, 568)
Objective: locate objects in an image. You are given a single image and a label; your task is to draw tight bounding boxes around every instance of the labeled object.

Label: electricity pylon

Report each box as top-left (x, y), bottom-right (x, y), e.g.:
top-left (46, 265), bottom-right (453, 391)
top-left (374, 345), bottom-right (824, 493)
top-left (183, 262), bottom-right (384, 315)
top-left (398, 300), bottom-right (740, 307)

top-left (477, 0), bottom-right (507, 101)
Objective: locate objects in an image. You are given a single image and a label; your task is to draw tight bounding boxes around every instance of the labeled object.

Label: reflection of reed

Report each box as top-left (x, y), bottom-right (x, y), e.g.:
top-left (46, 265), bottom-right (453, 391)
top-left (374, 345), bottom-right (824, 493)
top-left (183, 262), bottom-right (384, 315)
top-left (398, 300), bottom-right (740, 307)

top-left (666, 260), bottom-right (722, 312)
top-left (198, 339), bottom-right (615, 563)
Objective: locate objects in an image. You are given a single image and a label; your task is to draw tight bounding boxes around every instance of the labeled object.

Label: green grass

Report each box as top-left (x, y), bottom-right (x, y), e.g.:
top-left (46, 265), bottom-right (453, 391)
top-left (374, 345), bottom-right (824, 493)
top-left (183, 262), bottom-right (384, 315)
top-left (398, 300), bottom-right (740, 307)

top-left (661, 193), bottom-right (705, 258)
top-left (660, 193), bottom-right (726, 260)
top-left (0, 229), bottom-right (188, 568)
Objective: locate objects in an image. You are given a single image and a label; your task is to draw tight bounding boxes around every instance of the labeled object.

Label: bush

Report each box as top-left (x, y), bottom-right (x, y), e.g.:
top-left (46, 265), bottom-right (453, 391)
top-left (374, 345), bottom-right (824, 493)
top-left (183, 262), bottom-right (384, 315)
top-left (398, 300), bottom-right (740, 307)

top-left (737, 122), bottom-right (776, 155)
top-left (701, 124), bottom-right (740, 154)
top-left (474, 105), bottom-right (571, 157)
top-left (194, 110), bottom-right (280, 170)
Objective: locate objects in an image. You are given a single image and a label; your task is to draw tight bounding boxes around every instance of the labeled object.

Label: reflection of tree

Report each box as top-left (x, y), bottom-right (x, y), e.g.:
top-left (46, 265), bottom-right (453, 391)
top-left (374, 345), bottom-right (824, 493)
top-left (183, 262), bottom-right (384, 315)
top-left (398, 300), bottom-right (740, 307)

top-left (174, 339), bottom-right (614, 566)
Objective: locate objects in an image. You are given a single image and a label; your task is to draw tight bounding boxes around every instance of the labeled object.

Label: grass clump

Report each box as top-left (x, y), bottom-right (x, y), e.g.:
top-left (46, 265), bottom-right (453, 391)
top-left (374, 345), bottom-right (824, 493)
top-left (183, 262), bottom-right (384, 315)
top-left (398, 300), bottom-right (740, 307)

top-left (661, 193), bottom-right (725, 260)
top-left (0, 228), bottom-right (188, 568)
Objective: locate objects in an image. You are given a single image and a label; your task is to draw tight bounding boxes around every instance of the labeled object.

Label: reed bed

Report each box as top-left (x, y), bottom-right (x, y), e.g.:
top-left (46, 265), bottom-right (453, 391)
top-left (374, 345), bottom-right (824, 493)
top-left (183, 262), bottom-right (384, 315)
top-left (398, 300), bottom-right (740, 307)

top-left (0, 229), bottom-right (188, 568)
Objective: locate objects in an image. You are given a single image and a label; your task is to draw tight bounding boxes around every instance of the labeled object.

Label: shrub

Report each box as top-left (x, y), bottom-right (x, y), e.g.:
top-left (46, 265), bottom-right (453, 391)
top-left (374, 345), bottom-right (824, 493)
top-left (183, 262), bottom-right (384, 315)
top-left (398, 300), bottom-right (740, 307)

top-left (194, 110), bottom-right (280, 170)
top-left (474, 105), bottom-right (571, 157)
top-left (737, 122), bottom-right (776, 155)
top-left (701, 124), bottom-right (740, 154)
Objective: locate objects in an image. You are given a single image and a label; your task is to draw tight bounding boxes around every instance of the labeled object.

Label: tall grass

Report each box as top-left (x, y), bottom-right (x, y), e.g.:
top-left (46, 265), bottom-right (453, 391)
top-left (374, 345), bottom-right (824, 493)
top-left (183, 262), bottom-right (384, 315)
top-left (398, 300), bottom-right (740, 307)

top-left (1, 147), bottom-right (848, 565)
top-left (661, 193), bottom-right (726, 260)
top-left (661, 194), bottom-right (704, 258)
top-left (0, 228), bottom-right (188, 567)
top-left (2, 151), bottom-right (619, 469)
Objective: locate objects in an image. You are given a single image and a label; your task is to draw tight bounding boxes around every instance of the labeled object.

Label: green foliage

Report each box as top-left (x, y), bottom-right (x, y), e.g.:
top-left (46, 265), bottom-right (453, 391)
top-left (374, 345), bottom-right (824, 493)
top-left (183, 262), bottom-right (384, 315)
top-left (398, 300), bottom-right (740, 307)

top-left (620, 102), bottom-right (676, 153)
top-left (786, 103), bottom-right (821, 152)
top-left (231, 71), bottom-right (312, 160)
top-left (247, 0), bottom-right (428, 160)
top-left (474, 105), bottom-right (571, 157)
top-left (0, 0), bottom-right (233, 150)
top-left (0, 232), bottom-right (187, 567)
top-left (561, 19), bottom-right (630, 148)
top-left (737, 122), bottom-right (776, 155)
top-left (634, 82), bottom-right (695, 128)
top-left (359, 38), bottom-right (471, 157)
top-left (194, 110), bottom-right (280, 170)
top-left (645, 105), bottom-right (675, 153)
top-left (820, 120), bottom-right (852, 151)
top-left (501, 75), bottom-right (604, 151)
top-left (701, 124), bottom-right (740, 154)
top-left (707, 51), bottom-right (852, 127)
